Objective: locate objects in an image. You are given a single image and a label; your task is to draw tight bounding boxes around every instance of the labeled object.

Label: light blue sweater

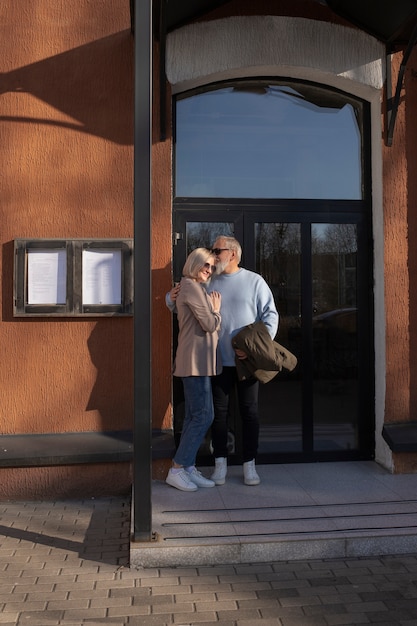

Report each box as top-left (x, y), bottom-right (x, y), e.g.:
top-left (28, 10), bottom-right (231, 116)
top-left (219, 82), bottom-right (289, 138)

top-left (206, 268), bottom-right (279, 366)
top-left (167, 268), bottom-right (279, 367)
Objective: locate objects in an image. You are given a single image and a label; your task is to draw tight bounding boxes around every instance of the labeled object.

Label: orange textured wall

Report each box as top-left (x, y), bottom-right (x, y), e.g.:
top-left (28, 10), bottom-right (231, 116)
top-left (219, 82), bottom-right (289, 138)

top-left (0, 1), bottom-right (135, 437)
top-left (151, 41), bottom-right (175, 433)
top-left (0, 463), bottom-right (132, 499)
top-left (383, 50), bottom-right (414, 426)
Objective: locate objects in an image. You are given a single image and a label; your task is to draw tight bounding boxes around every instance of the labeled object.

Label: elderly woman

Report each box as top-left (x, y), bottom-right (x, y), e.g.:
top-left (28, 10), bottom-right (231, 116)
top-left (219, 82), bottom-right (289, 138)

top-left (166, 248), bottom-right (222, 492)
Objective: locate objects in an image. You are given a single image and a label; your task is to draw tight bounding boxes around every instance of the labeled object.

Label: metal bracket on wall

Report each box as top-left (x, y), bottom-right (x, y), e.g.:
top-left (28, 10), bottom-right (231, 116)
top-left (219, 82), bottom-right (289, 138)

top-left (386, 21), bottom-right (417, 146)
top-left (173, 232), bottom-right (183, 246)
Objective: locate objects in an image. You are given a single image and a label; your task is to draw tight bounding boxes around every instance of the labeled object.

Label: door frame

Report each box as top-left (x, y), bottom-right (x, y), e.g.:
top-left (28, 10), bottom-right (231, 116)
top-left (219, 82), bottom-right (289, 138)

top-left (173, 198), bottom-right (375, 463)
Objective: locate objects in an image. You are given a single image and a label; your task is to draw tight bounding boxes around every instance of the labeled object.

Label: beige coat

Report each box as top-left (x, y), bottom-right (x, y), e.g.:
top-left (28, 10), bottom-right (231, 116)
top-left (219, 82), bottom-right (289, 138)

top-left (173, 277), bottom-right (222, 377)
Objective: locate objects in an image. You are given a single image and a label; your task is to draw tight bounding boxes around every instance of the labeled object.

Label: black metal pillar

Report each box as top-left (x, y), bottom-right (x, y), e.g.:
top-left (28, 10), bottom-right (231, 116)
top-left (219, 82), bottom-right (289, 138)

top-left (133, 0), bottom-right (153, 542)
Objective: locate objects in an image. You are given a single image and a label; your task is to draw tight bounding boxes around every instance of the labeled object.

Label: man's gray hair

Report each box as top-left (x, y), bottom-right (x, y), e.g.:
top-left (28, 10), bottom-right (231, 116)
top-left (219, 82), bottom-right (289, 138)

top-left (215, 236), bottom-right (242, 262)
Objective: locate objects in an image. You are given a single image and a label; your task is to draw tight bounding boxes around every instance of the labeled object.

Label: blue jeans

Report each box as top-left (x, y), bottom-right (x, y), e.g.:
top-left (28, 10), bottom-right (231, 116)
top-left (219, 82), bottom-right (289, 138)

top-left (174, 376), bottom-right (214, 467)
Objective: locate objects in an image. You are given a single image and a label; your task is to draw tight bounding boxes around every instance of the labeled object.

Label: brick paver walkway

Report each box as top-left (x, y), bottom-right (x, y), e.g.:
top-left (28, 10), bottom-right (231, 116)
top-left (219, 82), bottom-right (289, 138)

top-left (1, 497), bottom-right (417, 625)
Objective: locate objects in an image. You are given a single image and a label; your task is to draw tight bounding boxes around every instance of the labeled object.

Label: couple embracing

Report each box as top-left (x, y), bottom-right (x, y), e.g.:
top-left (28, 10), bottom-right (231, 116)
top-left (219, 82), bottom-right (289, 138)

top-left (165, 235), bottom-right (278, 492)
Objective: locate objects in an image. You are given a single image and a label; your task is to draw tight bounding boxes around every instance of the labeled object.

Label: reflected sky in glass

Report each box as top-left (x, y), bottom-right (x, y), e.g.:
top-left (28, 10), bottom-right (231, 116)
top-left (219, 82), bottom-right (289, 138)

top-left (175, 84), bottom-right (362, 199)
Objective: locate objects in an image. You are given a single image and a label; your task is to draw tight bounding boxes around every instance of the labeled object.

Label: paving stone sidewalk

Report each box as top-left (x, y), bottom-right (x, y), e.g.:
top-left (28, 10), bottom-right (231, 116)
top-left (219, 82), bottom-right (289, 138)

top-left (1, 496), bottom-right (417, 625)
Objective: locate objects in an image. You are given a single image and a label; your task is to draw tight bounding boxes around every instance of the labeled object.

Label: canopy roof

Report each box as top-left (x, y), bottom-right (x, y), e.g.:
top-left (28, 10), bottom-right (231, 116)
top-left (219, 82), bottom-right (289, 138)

top-left (324, 0), bottom-right (417, 45)
top-left (158, 0), bottom-right (417, 45)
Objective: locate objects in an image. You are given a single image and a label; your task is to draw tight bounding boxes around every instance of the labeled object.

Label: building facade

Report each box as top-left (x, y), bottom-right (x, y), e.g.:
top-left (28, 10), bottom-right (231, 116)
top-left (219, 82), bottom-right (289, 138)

top-left (1, 0), bottom-right (417, 500)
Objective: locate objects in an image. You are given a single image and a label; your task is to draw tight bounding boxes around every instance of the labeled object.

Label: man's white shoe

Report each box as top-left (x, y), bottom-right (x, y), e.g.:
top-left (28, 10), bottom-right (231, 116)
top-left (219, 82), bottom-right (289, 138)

top-left (243, 460), bottom-right (260, 486)
top-left (166, 468), bottom-right (198, 491)
top-left (211, 457), bottom-right (227, 485)
top-left (186, 467), bottom-right (215, 488)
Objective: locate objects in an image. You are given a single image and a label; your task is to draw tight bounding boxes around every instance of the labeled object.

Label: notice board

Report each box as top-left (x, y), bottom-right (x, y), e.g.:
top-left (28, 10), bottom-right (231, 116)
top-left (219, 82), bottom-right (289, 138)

top-left (14, 239), bottom-right (133, 317)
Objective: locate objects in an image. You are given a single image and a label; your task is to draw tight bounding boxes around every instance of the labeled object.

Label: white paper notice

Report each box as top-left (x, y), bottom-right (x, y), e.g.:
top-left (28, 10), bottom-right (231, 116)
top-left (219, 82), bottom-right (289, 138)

top-left (82, 249), bottom-right (122, 305)
top-left (27, 249), bottom-right (67, 305)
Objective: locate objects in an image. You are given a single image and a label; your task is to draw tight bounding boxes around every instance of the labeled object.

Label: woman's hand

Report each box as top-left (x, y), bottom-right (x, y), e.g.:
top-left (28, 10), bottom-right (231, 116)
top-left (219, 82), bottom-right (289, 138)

top-left (209, 290), bottom-right (221, 313)
top-left (170, 283), bottom-right (181, 302)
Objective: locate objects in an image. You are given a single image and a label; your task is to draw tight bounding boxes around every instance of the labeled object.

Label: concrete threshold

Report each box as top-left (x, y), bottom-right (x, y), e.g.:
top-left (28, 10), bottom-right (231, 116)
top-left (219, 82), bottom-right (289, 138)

top-left (130, 461), bottom-right (417, 568)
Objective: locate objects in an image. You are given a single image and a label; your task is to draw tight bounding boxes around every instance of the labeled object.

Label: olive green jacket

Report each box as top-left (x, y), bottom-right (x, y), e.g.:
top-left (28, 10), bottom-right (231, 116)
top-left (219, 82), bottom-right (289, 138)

top-left (232, 321), bottom-right (297, 384)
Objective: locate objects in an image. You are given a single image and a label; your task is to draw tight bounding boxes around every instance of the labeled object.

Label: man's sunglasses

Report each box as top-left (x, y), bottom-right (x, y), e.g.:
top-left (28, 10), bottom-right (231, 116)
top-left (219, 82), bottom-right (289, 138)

top-left (211, 248), bottom-right (230, 255)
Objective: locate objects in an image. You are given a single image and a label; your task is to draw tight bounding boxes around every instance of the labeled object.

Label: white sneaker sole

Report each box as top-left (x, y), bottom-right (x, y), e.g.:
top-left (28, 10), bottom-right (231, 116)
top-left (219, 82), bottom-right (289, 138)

top-left (244, 477), bottom-right (260, 486)
top-left (189, 478), bottom-right (215, 488)
top-left (166, 476), bottom-right (197, 492)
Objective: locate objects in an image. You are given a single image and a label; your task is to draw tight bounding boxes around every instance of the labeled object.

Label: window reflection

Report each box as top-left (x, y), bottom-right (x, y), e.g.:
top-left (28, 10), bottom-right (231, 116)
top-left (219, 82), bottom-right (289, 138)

top-left (186, 222), bottom-right (234, 254)
top-left (255, 223), bottom-right (303, 453)
top-left (312, 223), bottom-right (359, 451)
top-left (176, 81), bottom-right (363, 200)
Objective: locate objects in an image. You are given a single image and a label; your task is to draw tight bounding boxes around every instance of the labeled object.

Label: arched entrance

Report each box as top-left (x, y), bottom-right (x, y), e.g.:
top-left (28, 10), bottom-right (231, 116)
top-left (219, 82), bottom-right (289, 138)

top-left (173, 79), bottom-right (374, 463)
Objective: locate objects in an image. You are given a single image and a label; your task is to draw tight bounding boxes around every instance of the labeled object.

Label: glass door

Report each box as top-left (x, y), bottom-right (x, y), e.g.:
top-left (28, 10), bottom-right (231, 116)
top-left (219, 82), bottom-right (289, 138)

top-left (249, 216), bottom-right (371, 461)
top-left (173, 207), bottom-right (373, 463)
top-left (252, 220), bottom-right (303, 457)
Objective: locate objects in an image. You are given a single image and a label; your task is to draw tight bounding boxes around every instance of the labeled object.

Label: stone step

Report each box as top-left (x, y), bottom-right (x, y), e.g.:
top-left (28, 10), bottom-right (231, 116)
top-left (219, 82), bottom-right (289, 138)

top-left (130, 461), bottom-right (417, 568)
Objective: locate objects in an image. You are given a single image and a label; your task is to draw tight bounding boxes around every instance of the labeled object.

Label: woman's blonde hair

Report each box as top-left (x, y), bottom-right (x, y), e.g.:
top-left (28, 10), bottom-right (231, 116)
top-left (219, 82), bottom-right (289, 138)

top-left (182, 248), bottom-right (215, 279)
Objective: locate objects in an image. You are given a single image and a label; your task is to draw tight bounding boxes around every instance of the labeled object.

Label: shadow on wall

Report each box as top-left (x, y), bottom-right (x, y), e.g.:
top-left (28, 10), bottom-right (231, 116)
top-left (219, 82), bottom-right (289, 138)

top-left (87, 319), bottom-right (133, 430)
top-left (86, 263), bottom-right (174, 434)
top-left (151, 265), bottom-right (175, 430)
top-left (0, 30), bottom-right (134, 145)
top-left (0, 29), bottom-right (135, 428)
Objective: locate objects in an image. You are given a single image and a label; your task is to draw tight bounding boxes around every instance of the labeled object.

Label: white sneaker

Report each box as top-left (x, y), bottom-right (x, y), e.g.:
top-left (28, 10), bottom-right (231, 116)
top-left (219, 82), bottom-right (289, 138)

top-left (166, 468), bottom-right (198, 491)
top-left (211, 457), bottom-right (227, 485)
top-left (186, 467), bottom-right (215, 488)
top-left (243, 460), bottom-right (260, 486)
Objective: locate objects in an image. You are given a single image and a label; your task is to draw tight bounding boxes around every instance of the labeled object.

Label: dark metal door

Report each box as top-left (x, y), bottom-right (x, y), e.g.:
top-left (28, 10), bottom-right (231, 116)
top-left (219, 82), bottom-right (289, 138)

top-left (173, 200), bottom-right (374, 463)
